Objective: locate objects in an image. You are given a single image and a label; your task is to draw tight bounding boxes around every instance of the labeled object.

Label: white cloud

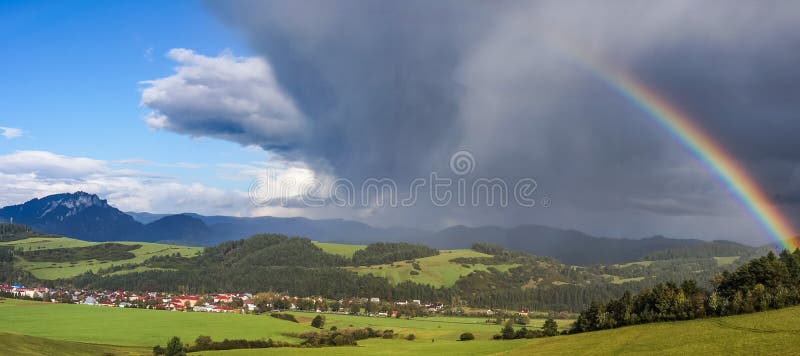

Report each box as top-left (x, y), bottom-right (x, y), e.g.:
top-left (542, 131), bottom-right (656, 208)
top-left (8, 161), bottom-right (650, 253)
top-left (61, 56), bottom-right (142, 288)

top-left (140, 49), bottom-right (306, 149)
top-left (0, 150), bottom-right (106, 178)
top-left (0, 150), bottom-right (250, 216)
top-left (0, 127), bottom-right (23, 139)
top-left (0, 150), bottom-right (351, 219)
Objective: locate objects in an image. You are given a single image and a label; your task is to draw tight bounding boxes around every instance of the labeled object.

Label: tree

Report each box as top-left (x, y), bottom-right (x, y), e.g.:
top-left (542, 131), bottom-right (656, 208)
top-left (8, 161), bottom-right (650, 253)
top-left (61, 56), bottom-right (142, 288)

top-left (152, 345), bottom-right (165, 356)
top-left (501, 320), bottom-right (516, 340)
top-left (165, 336), bottom-right (186, 356)
top-left (311, 315), bottom-right (325, 329)
top-left (459, 332), bottom-right (475, 341)
top-left (194, 335), bottom-right (212, 351)
top-left (513, 314), bottom-right (530, 325)
top-left (349, 303), bottom-right (361, 314)
top-left (542, 318), bottom-right (558, 337)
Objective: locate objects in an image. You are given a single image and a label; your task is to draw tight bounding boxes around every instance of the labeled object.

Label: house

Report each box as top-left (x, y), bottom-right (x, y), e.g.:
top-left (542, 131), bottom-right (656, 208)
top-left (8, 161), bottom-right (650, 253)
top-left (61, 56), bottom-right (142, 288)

top-left (193, 304), bottom-right (215, 313)
top-left (14, 288), bottom-right (37, 298)
top-left (369, 297), bottom-right (380, 303)
top-left (412, 299), bottom-right (421, 305)
top-left (83, 296), bottom-right (98, 305)
top-left (176, 295), bottom-right (199, 308)
top-left (212, 305), bottom-right (235, 313)
top-left (214, 294), bottom-right (233, 303)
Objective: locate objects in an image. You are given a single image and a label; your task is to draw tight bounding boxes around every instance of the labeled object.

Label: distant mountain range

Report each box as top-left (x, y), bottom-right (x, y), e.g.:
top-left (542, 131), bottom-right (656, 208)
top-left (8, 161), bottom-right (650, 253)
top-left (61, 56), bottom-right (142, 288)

top-left (0, 192), bottom-right (762, 265)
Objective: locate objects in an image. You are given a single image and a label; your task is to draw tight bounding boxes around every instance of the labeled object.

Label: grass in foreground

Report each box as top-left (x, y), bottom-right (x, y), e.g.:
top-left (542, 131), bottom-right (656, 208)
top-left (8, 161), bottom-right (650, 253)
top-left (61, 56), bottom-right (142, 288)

top-left (344, 249), bottom-right (519, 287)
top-left (3, 298), bottom-right (798, 355)
top-left (502, 305), bottom-right (800, 355)
top-left (0, 332), bottom-right (148, 356)
top-left (189, 306), bottom-right (800, 355)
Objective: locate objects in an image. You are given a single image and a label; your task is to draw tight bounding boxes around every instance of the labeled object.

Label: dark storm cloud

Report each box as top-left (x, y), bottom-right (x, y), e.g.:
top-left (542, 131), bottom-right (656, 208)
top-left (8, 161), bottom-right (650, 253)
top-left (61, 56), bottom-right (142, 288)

top-left (194, 0), bottom-right (800, 243)
top-left (205, 0), bottom-right (503, 181)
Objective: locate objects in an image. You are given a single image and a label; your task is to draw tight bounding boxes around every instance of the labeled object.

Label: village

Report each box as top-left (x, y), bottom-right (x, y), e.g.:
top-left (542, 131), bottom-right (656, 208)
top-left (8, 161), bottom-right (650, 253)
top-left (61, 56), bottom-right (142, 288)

top-left (0, 283), bottom-right (453, 318)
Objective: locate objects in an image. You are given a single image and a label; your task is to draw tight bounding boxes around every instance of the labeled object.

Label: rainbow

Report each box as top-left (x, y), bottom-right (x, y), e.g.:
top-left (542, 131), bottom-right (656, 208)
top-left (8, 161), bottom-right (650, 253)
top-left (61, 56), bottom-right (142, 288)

top-left (558, 46), bottom-right (797, 249)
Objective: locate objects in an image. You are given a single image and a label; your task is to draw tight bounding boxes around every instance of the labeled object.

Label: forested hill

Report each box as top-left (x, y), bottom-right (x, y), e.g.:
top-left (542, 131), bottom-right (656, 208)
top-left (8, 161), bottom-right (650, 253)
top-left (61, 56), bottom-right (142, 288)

top-left (1, 227), bottom-right (770, 312)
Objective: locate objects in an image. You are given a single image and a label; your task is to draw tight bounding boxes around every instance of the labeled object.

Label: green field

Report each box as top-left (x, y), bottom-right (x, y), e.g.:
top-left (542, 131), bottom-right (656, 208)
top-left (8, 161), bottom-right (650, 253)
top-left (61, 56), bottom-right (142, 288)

top-left (0, 332), bottom-right (147, 356)
top-left (613, 261), bottom-right (654, 268)
top-left (503, 305), bottom-right (800, 355)
top-left (1, 298), bottom-right (798, 355)
top-left (0, 298), bottom-right (561, 355)
top-left (609, 276), bottom-right (645, 284)
top-left (713, 256), bottom-right (740, 267)
top-left (1, 237), bottom-right (202, 279)
top-left (312, 242), bottom-right (366, 258)
top-left (344, 249), bottom-right (519, 287)
top-left (0, 298), bottom-right (312, 347)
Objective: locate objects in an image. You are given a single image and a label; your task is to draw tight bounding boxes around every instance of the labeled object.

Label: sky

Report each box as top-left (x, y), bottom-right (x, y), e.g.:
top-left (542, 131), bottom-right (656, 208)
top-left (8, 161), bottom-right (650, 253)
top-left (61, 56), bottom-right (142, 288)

top-left (1, 0), bottom-right (799, 245)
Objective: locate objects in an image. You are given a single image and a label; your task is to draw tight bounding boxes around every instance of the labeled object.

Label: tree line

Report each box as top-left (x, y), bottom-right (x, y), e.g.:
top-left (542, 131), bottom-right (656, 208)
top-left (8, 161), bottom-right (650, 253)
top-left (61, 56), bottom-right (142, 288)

top-left (571, 249), bottom-right (800, 333)
top-left (351, 242), bottom-right (439, 266)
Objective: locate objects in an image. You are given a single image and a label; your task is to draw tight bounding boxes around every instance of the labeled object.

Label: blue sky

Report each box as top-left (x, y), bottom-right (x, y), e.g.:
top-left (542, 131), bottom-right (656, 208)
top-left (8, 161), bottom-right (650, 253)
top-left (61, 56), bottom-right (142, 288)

top-left (0, 0), bottom-right (265, 191)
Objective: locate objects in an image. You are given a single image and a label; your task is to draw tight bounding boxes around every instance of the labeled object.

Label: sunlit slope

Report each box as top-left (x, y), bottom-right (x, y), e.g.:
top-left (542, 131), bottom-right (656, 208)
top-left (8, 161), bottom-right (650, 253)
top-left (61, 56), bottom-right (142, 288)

top-left (195, 306), bottom-right (800, 355)
top-left (0, 332), bottom-right (147, 356)
top-left (1, 236), bottom-right (201, 279)
top-left (312, 241), bottom-right (366, 258)
top-left (344, 249), bottom-right (519, 287)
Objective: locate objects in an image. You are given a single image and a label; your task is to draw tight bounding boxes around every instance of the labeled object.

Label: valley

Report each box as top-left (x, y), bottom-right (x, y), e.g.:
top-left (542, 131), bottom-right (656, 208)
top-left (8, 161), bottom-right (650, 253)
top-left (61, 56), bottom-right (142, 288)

top-left (1, 297), bottom-right (798, 355)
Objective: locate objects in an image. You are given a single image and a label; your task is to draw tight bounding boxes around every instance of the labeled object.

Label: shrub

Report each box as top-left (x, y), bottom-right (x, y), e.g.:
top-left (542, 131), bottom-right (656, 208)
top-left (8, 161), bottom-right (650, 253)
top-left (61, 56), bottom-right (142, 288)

top-left (270, 313), bottom-right (298, 323)
top-left (406, 334), bottom-right (416, 341)
top-left (311, 315), bottom-right (325, 329)
top-left (152, 345), bottom-right (165, 356)
top-left (165, 336), bottom-right (186, 356)
top-left (382, 329), bottom-right (394, 339)
top-left (459, 332), bottom-right (475, 341)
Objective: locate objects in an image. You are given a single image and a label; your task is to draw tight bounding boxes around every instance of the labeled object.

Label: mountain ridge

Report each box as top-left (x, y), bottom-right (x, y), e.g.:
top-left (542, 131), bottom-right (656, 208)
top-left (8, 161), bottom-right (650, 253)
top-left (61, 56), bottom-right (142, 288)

top-left (0, 192), bottom-right (761, 265)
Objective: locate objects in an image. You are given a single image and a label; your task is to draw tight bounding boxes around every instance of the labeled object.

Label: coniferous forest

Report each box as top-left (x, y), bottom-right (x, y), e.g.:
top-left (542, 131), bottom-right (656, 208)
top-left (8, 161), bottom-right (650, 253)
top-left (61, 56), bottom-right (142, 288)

top-left (571, 250), bottom-right (800, 332)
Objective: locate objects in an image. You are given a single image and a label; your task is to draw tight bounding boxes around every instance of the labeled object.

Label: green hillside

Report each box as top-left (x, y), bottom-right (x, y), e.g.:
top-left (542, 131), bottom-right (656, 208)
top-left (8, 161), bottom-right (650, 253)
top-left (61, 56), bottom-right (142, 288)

top-left (176, 306), bottom-right (800, 355)
top-left (0, 332), bottom-right (147, 356)
top-left (503, 305), bottom-right (800, 355)
top-left (344, 249), bottom-right (518, 287)
top-left (2, 296), bottom-right (796, 355)
top-left (1, 236), bottom-right (202, 279)
top-left (312, 241), bottom-right (366, 258)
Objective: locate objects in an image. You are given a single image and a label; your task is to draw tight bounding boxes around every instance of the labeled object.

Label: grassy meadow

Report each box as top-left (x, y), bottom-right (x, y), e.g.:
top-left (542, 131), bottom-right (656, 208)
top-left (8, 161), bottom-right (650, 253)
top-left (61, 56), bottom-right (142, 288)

top-left (1, 298), bottom-right (798, 355)
top-left (1, 236), bottom-right (202, 279)
top-left (0, 332), bottom-right (148, 356)
top-left (344, 249), bottom-right (519, 287)
top-left (0, 299), bottom-right (311, 346)
top-left (311, 241), bottom-right (365, 258)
